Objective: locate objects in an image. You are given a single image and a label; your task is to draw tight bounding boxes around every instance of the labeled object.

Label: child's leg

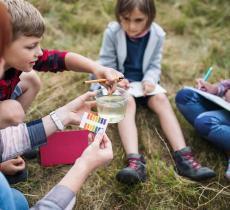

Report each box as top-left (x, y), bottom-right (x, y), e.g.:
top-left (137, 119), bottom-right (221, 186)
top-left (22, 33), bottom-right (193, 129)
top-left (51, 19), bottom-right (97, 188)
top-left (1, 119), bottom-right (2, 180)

top-left (193, 109), bottom-right (230, 180)
top-left (147, 93), bottom-right (186, 151)
top-left (148, 93), bottom-right (216, 181)
top-left (118, 95), bottom-right (138, 154)
top-left (175, 88), bottom-right (219, 125)
top-left (16, 70), bottom-right (41, 112)
top-left (0, 100), bottom-right (25, 128)
top-left (116, 95), bottom-right (146, 185)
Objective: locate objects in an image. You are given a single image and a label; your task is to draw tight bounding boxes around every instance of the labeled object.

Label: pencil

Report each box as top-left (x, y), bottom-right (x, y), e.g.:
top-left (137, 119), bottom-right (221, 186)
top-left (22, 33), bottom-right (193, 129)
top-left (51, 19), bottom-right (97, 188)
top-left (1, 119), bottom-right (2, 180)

top-left (203, 67), bottom-right (213, 81)
top-left (84, 77), bottom-right (124, 84)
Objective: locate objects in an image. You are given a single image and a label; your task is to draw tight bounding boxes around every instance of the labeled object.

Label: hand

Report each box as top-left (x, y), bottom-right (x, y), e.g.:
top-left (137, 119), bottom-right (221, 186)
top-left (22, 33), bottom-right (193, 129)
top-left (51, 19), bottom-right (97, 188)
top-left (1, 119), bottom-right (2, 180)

top-left (142, 81), bottom-right (155, 96)
top-left (56, 91), bottom-right (96, 126)
top-left (195, 78), bottom-right (218, 94)
top-left (94, 66), bottom-right (124, 93)
top-left (0, 156), bottom-right (25, 175)
top-left (76, 131), bottom-right (113, 172)
top-left (225, 90), bottom-right (230, 102)
top-left (117, 79), bottom-right (130, 90)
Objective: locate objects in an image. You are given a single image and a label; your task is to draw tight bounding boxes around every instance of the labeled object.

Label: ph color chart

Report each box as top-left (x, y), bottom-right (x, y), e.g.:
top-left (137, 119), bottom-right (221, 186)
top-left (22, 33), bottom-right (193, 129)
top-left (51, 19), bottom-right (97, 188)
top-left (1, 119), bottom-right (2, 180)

top-left (80, 112), bottom-right (108, 133)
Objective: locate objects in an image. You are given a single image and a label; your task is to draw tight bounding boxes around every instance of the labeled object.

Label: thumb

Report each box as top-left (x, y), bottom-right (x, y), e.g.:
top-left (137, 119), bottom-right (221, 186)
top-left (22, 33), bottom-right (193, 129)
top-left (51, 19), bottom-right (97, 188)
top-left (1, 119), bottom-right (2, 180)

top-left (93, 129), bottom-right (104, 145)
top-left (79, 91), bottom-right (96, 101)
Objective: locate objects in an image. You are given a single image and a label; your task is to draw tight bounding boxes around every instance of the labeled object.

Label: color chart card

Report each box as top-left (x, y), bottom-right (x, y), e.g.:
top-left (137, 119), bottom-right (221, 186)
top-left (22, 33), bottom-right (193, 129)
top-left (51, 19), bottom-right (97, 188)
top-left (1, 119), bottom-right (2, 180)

top-left (79, 112), bottom-right (108, 133)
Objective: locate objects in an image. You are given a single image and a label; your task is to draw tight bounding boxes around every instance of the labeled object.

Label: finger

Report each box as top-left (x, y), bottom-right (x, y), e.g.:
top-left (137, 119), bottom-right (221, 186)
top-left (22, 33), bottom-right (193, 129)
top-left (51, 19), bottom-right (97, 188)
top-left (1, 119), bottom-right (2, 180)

top-left (86, 101), bottom-right (97, 109)
top-left (93, 129), bottom-right (104, 145)
top-left (101, 133), bottom-right (112, 150)
top-left (79, 91), bottom-right (97, 102)
top-left (88, 132), bottom-right (95, 145)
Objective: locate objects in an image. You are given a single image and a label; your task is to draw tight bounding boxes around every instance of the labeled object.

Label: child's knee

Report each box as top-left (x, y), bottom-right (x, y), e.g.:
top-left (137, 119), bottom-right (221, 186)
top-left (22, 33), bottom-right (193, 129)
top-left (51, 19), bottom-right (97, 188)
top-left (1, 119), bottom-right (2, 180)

top-left (28, 73), bottom-right (42, 92)
top-left (127, 95), bottom-right (136, 109)
top-left (151, 93), bottom-right (168, 107)
top-left (21, 71), bottom-right (42, 93)
top-left (2, 100), bottom-right (25, 124)
top-left (194, 113), bottom-right (219, 136)
top-left (175, 89), bottom-right (196, 106)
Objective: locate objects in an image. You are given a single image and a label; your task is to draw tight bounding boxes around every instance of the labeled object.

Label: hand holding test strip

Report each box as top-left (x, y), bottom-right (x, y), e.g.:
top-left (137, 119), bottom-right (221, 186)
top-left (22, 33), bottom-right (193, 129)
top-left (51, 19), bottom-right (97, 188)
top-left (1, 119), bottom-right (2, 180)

top-left (80, 112), bottom-right (108, 133)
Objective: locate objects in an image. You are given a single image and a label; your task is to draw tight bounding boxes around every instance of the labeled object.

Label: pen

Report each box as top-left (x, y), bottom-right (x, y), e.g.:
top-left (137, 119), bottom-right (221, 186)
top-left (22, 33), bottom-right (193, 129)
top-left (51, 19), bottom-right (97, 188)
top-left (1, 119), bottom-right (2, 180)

top-left (203, 67), bottom-right (213, 81)
top-left (84, 77), bottom-right (124, 84)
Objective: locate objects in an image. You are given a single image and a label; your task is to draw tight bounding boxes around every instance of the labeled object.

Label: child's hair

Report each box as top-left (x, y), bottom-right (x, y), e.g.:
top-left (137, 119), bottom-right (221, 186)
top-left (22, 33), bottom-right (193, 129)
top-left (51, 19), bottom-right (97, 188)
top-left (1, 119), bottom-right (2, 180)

top-left (115, 0), bottom-right (156, 29)
top-left (2, 0), bottom-right (45, 40)
top-left (0, 2), bottom-right (11, 56)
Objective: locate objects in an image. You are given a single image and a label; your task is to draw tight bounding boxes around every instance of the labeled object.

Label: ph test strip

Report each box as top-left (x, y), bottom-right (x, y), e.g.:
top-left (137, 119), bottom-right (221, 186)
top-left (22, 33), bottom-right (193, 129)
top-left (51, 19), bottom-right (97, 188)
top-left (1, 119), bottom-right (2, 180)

top-left (80, 112), bottom-right (108, 133)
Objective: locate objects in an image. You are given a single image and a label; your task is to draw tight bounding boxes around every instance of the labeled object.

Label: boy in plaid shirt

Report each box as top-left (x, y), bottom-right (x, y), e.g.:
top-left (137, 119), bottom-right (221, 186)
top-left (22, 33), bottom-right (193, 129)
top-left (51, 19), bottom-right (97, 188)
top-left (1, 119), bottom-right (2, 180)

top-left (0, 0), bottom-right (123, 126)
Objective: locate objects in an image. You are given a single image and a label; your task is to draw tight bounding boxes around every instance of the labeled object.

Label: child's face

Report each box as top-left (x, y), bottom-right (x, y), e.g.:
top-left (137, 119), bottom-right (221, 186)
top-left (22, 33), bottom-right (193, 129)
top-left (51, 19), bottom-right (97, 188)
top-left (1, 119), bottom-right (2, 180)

top-left (3, 35), bottom-right (43, 72)
top-left (120, 7), bottom-right (148, 37)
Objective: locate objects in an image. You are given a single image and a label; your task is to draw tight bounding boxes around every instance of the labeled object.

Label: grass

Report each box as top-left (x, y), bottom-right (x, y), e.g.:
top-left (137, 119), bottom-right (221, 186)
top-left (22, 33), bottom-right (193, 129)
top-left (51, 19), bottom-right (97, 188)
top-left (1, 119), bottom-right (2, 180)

top-left (13, 0), bottom-right (230, 209)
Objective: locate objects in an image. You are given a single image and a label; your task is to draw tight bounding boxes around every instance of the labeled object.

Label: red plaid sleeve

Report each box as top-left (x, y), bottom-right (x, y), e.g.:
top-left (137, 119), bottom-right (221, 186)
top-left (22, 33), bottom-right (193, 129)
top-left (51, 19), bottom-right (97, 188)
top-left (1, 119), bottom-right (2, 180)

top-left (34, 49), bottom-right (68, 72)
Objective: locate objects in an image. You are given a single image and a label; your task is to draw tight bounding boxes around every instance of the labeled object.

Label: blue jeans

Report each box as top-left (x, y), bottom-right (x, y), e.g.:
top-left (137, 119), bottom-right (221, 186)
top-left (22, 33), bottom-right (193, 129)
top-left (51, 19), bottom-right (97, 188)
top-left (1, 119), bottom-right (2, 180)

top-left (0, 172), bottom-right (29, 210)
top-left (175, 88), bottom-right (230, 151)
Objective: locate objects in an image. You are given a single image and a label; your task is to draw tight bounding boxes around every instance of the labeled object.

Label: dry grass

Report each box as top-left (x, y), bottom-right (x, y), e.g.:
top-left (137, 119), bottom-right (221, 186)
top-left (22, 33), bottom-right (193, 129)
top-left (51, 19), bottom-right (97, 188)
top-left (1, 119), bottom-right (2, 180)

top-left (13, 0), bottom-right (230, 209)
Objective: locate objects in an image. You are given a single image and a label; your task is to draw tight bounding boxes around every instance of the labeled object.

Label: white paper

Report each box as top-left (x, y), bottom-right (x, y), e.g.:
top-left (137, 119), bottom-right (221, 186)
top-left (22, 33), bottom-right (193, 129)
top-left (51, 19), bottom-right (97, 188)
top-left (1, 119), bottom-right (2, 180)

top-left (128, 82), bottom-right (167, 97)
top-left (185, 87), bottom-right (230, 112)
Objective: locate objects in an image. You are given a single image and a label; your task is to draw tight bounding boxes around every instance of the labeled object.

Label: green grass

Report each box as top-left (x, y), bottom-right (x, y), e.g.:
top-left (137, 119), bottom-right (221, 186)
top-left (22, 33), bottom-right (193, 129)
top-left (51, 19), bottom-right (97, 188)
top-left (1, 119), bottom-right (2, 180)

top-left (14, 0), bottom-right (230, 209)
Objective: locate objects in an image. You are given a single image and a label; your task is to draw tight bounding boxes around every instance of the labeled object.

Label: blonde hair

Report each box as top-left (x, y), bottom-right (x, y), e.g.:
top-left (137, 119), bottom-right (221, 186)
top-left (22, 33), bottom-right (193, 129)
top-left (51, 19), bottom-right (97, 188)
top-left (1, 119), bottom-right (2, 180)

top-left (0, 2), bottom-right (11, 56)
top-left (1, 0), bottom-right (45, 40)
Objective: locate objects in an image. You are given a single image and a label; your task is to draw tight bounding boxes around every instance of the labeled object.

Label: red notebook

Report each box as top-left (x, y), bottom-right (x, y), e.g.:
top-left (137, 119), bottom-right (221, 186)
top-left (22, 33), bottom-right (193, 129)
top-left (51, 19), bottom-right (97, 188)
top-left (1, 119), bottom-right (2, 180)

top-left (40, 130), bottom-right (89, 167)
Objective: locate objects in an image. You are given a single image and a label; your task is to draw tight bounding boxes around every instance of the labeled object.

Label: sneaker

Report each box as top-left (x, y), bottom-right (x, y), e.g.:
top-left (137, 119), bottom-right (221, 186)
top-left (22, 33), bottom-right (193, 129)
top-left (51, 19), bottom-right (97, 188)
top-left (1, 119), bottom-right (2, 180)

top-left (116, 154), bottom-right (147, 185)
top-left (174, 147), bottom-right (216, 181)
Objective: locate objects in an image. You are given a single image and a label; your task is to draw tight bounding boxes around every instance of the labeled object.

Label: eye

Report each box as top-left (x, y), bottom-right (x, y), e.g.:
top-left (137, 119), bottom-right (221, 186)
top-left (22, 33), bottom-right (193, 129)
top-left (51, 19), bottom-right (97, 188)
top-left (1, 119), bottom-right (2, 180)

top-left (25, 43), bottom-right (38, 50)
top-left (135, 18), bottom-right (144, 23)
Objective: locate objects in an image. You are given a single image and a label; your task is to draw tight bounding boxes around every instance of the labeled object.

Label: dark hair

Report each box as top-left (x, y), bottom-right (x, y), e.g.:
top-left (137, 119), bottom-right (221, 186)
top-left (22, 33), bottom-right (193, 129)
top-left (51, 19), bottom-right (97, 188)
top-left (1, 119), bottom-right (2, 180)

top-left (0, 2), bottom-right (11, 57)
top-left (115, 0), bottom-right (156, 28)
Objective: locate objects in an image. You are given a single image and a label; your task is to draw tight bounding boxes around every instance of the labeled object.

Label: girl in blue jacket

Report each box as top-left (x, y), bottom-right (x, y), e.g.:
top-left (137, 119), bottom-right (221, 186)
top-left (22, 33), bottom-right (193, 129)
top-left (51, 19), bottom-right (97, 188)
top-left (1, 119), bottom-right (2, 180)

top-left (96, 0), bottom-right (215, 184)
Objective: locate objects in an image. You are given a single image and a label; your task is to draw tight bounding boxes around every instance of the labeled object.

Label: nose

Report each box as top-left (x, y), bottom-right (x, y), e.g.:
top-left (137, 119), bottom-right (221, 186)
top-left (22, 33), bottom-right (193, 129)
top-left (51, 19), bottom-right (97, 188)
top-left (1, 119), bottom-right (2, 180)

top-left (35, 46), bottom-right (43, 57)
top-left (128, 21), bottom-right (136, 32)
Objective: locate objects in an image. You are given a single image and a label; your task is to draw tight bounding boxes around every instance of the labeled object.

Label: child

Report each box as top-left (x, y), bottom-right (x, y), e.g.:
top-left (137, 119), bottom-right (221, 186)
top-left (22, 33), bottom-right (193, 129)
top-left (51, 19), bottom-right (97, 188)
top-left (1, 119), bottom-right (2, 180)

top-left (0, 0), bottom-right (123, 126)
top-left (95, 0), bottom-right (215, 184)
top-left (0, 6), bottom-right (113, 208)
top-left (0, 92), bottom-right (114, 209)
top-left (176, 78), bottom-right (230, 180)
top-left (0, 0), bottom-right (122, 186)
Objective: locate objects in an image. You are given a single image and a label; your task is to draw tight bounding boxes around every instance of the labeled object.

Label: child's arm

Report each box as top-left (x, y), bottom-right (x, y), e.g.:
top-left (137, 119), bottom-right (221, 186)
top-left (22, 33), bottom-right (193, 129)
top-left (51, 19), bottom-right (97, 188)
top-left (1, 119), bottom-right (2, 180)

top-left (0, 91), bottom-right (96, 162)
top-left (64, 52), bottom-right (123, 86)
top-left (142, 37), bottom-right (164, 85)
top-left (98, 27), bottom-right (118, 71)
top-left (30, 132), bottom-right (113, 210)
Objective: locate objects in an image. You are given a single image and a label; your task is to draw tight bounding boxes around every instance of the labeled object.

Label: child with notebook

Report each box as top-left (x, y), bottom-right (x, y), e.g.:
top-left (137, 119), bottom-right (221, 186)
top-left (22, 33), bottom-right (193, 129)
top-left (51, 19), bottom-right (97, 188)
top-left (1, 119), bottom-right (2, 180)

top-left (176, 78), bottom-right (230, 180)
top-left (93, 0), bottom-right (215, 184)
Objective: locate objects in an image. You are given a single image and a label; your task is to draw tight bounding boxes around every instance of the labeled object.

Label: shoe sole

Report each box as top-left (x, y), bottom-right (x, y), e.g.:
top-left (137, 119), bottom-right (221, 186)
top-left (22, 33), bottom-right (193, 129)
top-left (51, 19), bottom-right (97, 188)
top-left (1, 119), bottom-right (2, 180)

top-left (116, 171), bottom-right (146, 185)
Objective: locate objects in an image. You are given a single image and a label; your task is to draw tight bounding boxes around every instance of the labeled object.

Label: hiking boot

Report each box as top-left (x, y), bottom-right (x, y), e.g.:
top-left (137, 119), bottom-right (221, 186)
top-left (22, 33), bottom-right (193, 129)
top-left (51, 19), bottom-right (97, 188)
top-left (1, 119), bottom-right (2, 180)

top-left (174, 147), bottom-right (216, 181)
top-left (116, 154), bottom-right (147, 185)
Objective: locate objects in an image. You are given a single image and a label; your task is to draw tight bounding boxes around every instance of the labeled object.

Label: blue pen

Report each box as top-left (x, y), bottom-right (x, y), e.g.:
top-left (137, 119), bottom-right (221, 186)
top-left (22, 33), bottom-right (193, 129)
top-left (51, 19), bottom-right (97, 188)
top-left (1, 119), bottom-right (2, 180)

top-left (203, 67), bottom-right (213, 81)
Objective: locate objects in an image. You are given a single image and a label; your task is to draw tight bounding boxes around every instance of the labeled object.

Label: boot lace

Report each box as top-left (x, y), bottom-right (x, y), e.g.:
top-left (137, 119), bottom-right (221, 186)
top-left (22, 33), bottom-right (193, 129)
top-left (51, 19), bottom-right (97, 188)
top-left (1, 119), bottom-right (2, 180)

top-left (182, 152), bottom-right (201, 170)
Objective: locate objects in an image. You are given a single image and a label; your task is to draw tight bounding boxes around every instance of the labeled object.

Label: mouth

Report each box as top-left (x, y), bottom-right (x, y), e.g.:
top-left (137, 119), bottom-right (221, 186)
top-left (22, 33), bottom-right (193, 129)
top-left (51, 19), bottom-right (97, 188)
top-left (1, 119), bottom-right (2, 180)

top-left (29, 61), bottom-right (36, 65)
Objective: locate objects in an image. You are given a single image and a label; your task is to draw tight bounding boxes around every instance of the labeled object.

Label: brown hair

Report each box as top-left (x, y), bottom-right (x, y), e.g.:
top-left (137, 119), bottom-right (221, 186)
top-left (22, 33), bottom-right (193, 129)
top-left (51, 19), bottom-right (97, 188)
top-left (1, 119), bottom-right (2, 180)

top-left (2, 0), bottom-right (45, 40)
top-left (0, 2), bottom-right (11, 57)
top-left (115, 0), bottom-right (156, 28)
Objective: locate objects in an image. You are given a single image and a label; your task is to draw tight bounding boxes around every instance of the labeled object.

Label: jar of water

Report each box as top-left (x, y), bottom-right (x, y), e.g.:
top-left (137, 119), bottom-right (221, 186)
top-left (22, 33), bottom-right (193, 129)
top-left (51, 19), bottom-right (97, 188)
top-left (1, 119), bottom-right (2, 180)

top-left (95, 87), bottom-right (128, 123)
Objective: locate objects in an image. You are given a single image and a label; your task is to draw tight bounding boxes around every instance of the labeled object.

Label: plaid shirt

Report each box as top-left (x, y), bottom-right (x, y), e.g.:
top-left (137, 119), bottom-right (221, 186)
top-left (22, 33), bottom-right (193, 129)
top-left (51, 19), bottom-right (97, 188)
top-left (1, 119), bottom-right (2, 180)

top-left (0, 49), bottom-right (67, 101)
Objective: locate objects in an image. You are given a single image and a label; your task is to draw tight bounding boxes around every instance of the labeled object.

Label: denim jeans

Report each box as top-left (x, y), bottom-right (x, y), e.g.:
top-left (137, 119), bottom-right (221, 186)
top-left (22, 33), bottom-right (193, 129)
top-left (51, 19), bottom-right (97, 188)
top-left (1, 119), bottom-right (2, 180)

top-left (175, 88), bottom-right (230, 151)
top-left (0, 172), bottom-right (29, 210)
